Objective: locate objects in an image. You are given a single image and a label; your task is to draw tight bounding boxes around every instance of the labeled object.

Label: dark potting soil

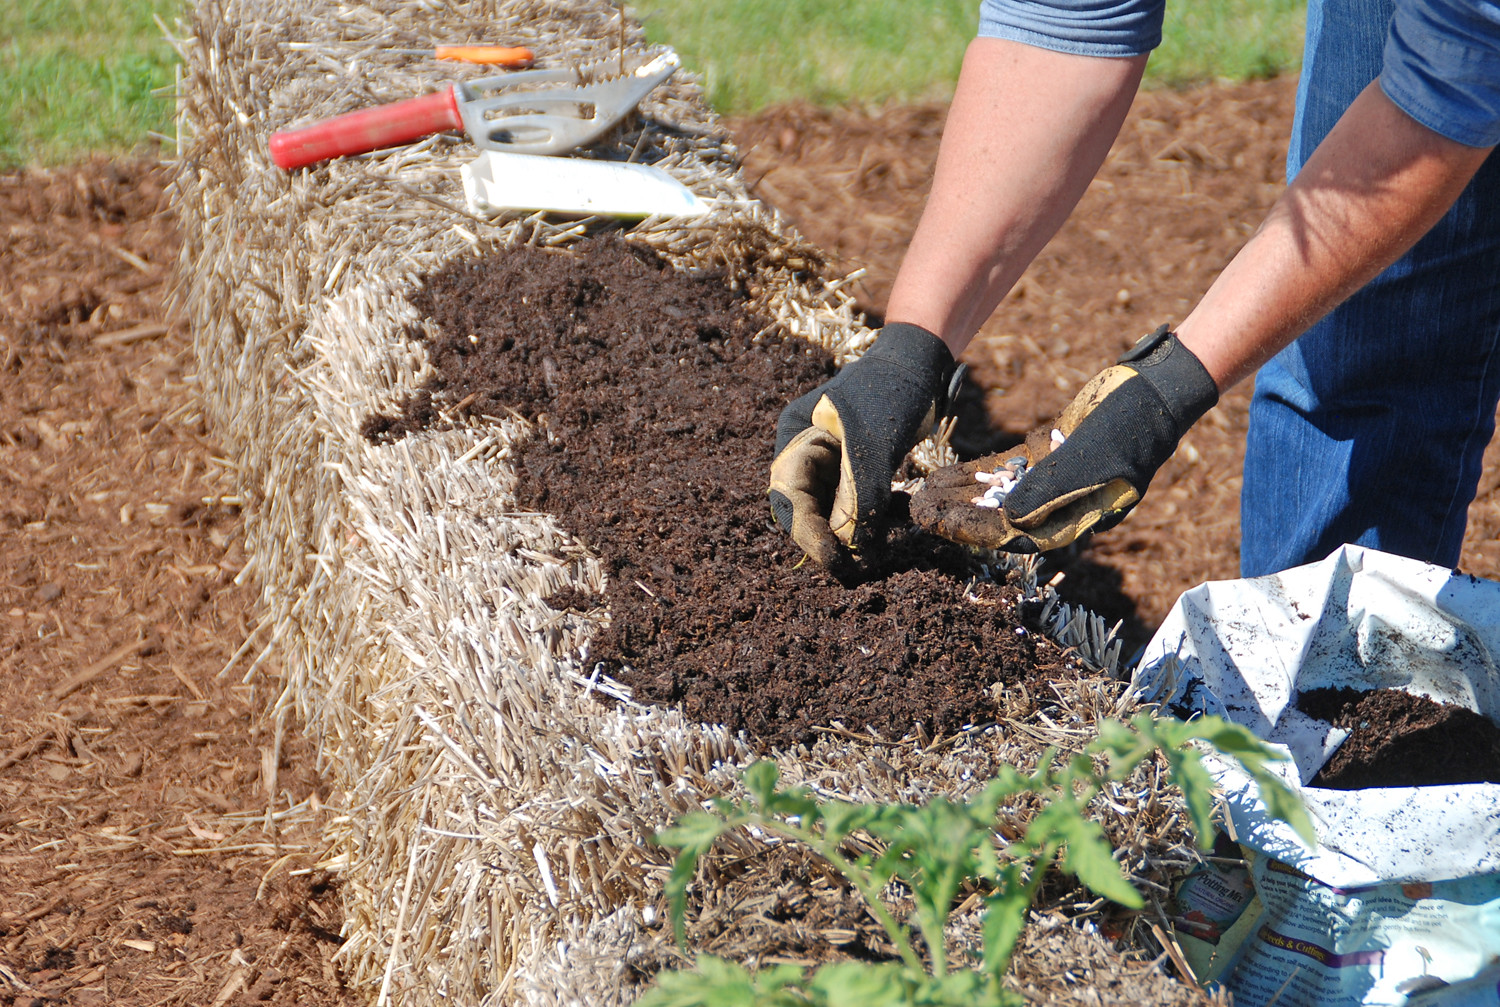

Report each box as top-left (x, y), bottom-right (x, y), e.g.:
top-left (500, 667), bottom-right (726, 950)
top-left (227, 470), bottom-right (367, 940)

top-left (367, 236), bottom-right (1043, 749)
top-left (1298, 687), bottom-right (1500, 789)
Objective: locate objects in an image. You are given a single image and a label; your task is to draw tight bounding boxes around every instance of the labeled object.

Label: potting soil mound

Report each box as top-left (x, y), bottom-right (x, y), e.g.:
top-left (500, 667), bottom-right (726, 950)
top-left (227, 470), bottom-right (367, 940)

top-left (1298, 687), bottom-right (1500, 789)
top-left (368, 236), bottom-right (1042, 750)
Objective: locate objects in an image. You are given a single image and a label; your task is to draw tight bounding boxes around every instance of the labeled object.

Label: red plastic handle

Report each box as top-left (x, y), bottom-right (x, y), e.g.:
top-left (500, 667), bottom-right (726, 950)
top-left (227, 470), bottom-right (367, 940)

top-left (269, 87), bottom-right (463, 170)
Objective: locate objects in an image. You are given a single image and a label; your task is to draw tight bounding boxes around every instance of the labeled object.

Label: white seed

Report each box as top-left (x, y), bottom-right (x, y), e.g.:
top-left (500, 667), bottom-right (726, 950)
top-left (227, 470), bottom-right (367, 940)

top-left (1051, 428), bottom-right (1066, 449)
top-left (972, 459), bottom-right (1027, 506)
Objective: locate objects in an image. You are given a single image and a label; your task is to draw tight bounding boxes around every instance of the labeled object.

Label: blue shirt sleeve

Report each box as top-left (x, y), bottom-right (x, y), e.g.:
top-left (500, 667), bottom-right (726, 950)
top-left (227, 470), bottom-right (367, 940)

top-left (977, 0), bottom-right (1165, 58)
top-left (1381, 0), bottom-right (1500, 147)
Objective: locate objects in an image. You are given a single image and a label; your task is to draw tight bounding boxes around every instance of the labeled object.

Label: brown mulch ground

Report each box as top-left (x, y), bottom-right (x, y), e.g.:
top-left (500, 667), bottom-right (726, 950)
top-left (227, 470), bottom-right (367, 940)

top-left (0, 160), bottom-right (354, 1007)
top-left (8, 71), bottom-right (1500, 1004)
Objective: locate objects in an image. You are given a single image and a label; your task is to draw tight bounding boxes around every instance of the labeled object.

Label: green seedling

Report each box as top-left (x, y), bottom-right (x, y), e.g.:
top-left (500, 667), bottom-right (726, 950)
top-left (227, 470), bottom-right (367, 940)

top-left (641, 712), bottom-right (1312, 1007)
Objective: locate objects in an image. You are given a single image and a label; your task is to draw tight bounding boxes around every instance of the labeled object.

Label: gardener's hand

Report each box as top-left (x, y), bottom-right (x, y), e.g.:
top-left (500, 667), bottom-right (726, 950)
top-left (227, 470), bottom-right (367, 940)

top-left (769, 323), bottom-right (961, 567)
top-left (911, 326), bottom-right (1218, 553)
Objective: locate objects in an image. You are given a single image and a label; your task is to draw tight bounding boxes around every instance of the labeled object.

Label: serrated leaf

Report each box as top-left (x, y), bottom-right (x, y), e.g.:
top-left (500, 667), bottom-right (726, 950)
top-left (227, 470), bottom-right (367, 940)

top-left (657, 810), bottom-right (727, 945)
top-left (861, 802), bottom-right (919, 834)
top-left (1247, 764), bottom-right (1317, 847)
top-left (1159, 744), bottom-right (1218, 844)
top-left (663, 843), bottom-right (701, 948)
top-left (980, 867), bottom-right (1032, 977)
top-left (1029, 748), bottom-right (1059, 788)
top-left (1163, 715), bottom-right (1314, 848)
top-left (1192, 716), bottom-right (1287, 761)
top-left (1056, 813), bottom-right (1142, 908)
top-left (974, 839), bottom-right (1002, 881)
top-left (744, 760), bottom-right (780, 805)
top-left (1068, 751), bottom-right (1096, 776)
top-left (977, 766), bottom-right (1031, 808)
top-left (637, 955), bottom-right (805, 1007)
top-left (655, 811), bottom-right (729, 852)
top-left (1021, 799), bottom-right (1073, 851)
top-left (659, 814), bottom-right (728, 948)
top-left (806, 961), bottom-right (914, 1007)
top-left (928, 969), bottom-right (1020, 1007)
top-left (1094, 718), bottom-right (1141, 755)
top-left (821, 799), bottom-right (877, 840)
top-left (763, 789), bottom-right (820, 823)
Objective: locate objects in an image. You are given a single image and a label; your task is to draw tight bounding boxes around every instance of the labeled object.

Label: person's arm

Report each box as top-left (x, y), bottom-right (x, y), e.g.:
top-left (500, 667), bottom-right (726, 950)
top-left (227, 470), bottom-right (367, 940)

top-left (886, 37), bottom-right (1149, 355)
top-left (1176, 81), bottom-right (1495, 391)
top-left (914, 80), bottom-right (1496, 555)
top-left (769, 35), bottom-right (1144, 567)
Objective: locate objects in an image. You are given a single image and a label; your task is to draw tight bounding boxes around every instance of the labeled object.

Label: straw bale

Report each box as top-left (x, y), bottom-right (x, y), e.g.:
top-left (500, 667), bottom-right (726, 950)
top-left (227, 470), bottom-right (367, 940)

top-left (172, 1), bottom-right (1203, 1003)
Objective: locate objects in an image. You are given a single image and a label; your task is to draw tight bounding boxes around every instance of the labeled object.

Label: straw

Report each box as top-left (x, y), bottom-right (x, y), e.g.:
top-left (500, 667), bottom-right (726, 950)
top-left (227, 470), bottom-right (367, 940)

top-left (171, 1), bottom-right (1204, 1003)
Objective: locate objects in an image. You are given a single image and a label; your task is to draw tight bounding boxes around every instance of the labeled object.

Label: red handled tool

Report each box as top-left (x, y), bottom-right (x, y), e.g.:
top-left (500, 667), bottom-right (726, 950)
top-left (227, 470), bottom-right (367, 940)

top-left (269, 51), bottom-right (681, 171)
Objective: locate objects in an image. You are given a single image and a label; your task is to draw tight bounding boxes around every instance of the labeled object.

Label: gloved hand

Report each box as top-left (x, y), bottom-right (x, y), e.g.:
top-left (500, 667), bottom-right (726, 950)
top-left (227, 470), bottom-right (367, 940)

top-left (769, 323), bottom-right (961, 567)
top-left (911, 325), bottom-right (1218, 553)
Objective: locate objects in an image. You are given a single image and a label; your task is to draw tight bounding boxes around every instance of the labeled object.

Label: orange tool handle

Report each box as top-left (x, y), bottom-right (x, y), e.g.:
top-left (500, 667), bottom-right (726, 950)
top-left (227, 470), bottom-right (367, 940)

top-left (269, 88), bottom-right (464, 170)
top-left (433, 45), bottom-right (534, 66)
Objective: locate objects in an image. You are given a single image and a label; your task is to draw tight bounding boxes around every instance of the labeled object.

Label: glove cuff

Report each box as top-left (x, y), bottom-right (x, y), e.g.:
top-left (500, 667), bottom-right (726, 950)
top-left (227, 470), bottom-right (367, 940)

top-left (1118, 324), bottom-right (1219, 436)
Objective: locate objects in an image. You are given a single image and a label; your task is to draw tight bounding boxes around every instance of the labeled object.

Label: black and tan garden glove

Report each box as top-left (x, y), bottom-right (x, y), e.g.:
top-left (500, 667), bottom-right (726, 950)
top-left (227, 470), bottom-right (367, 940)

top-left (911, 326), bottom-right (1218, 553)
top-left (769, 323), bottom-right (962, 567)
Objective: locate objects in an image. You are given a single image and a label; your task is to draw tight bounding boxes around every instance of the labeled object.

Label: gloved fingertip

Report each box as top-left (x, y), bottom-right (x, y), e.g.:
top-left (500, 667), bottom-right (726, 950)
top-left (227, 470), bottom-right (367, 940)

top-left (799, 534), bottom-right (846, 571)
top-left (999, 536), bottom-right (1039, 555)
top-left (1092, 509), bottom-right (1127, 535)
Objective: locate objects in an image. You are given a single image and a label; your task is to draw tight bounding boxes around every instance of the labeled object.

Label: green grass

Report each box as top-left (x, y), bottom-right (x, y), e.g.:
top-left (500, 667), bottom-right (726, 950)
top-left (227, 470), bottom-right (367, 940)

top-left (0, 0), bottom-right (181, 168)
top-left (0, 0), bottom-right (1305, 165)
top-left (634, 0), bottom-right (977, 114)
top-left (634, 0), bottom-right (1306, 115)
top-left (1152, 0), bottom-right (1306, 86)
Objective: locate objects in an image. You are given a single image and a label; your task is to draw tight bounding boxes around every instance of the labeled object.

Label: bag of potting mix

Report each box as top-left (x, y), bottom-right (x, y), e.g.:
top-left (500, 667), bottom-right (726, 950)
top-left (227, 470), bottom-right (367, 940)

top-left (1133, 545), bottom-right (1500, 1007)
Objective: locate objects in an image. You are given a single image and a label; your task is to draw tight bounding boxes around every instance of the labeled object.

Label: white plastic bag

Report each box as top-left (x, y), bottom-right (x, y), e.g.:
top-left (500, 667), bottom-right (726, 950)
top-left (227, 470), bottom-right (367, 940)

top-left (1133, 545), bottom-right (1500, 1006)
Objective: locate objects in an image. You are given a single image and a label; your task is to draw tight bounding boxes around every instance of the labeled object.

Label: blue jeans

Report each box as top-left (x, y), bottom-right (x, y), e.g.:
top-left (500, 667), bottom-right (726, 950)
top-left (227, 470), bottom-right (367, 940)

top-left (1239, 0), bottom-right (1500, 576)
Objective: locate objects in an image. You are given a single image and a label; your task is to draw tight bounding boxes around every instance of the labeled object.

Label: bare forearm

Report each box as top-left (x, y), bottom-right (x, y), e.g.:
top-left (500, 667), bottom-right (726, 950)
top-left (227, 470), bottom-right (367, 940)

top-left (886, 38), bottom-right (1147, 356)
top-left (1176, 83), bottom-right (1495, 391)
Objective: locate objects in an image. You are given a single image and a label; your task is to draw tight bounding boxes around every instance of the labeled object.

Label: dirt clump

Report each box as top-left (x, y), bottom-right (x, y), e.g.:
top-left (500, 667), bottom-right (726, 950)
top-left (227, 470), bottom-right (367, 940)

top-left (371, 236), bottom-right (1044, 750)
top-left (1298, 687), bottom-right (1500, 789)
